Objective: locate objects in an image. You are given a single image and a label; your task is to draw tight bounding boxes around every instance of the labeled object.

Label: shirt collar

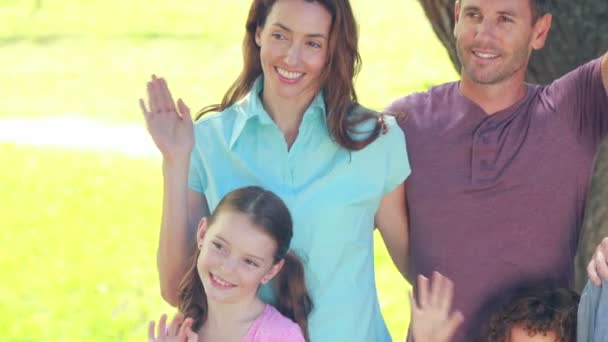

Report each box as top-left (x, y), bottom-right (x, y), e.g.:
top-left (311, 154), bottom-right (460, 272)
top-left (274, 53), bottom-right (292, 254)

top-left (229, 76), bottom-right (327, 149)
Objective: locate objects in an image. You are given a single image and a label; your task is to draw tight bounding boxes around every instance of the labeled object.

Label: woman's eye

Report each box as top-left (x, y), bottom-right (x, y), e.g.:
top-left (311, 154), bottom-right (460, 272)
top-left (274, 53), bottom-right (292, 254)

top-left (271, 32), bottom-right (286, 40)
top-left (307, 41), bottom-right (321, 48)
top-left (212, 241), bottom-right (223, 250)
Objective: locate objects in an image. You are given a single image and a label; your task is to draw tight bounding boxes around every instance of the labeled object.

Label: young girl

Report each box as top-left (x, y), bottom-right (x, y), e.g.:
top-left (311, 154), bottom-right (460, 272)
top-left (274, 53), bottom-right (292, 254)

top-left (140, 0), bottom-right (410, 340)
top-left (148, 186), bottom-right (311, 341)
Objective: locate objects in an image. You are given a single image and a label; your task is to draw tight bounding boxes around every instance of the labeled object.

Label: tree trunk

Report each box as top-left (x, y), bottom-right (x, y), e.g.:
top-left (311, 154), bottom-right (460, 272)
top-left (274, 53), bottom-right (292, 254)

top-left (418, 0), bottom-right (608, 84)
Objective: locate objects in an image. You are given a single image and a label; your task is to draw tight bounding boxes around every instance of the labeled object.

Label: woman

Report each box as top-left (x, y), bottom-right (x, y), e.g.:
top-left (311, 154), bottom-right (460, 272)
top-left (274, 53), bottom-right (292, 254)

top-left (140, 0), bottom-right (410, 340)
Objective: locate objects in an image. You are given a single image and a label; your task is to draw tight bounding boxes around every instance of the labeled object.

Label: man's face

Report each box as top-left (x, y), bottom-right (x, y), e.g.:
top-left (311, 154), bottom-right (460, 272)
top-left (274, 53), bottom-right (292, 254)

top-left (454, 0), bottom-right (550, 85)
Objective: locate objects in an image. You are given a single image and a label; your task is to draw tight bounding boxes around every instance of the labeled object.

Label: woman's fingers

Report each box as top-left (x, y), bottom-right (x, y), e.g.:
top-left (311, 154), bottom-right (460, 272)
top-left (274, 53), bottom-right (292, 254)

top-left (140, 98), bottom-right (151, 117)
top-left (148, 74), bottom-right (167, 114)
top-left (177, 98), bottom-right (192, 123)
top-left (146, 75), bottom-right (179, 116)
top-left (159, 78), bottom-right (177, 113)
top-left (147, 80), bottom-right (159, 114)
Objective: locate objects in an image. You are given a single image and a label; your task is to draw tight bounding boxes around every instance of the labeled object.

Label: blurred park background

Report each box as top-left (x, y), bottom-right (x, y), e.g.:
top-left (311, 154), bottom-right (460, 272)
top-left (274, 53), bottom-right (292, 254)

top-left (0, 0), bottom-right (457, 340)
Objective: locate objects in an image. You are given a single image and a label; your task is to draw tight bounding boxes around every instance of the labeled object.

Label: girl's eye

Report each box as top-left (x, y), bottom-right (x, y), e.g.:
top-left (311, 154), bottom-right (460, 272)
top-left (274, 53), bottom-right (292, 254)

top-left (245, 259), bottom-right (259, 267)
top-left (212, 241), bottom-right (223, 250)
top-left (499, 15), bottom-right (513, 23)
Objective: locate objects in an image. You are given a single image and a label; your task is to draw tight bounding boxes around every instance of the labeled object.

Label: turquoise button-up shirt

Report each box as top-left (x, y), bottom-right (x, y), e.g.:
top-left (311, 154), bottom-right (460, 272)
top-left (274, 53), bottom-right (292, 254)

top-left (188, 78), bottom-right (410, 341)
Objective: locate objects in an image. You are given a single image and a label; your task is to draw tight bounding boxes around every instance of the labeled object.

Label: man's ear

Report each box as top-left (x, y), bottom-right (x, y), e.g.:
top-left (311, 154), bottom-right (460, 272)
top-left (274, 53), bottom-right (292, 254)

top-left (453, 1), bottom-right (461, 38)
top-left (531, 13), bottom-right (552, 50)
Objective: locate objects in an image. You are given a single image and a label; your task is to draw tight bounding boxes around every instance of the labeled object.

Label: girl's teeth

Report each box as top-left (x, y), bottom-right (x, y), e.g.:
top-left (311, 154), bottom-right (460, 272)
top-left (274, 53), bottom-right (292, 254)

top-left (212, 273), bottom-right (233, 286)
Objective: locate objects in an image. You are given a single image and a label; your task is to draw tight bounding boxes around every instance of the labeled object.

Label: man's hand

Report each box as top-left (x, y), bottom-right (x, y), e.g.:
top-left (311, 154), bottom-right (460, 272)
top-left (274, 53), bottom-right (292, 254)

top-left (587, 237), bottom-right (608, 286)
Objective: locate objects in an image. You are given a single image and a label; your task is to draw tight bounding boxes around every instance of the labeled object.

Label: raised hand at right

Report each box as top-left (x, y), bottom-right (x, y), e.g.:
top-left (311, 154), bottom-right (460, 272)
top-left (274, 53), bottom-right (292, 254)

top-left (140, 75), bottom-right (194, 162)
top-left (409, 272), bottom-right (464, 342)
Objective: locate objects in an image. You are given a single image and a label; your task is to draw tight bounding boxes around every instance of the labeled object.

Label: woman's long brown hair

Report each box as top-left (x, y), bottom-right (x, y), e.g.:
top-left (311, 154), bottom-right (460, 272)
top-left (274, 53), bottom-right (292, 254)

top-left (196, 0), bottom-right (386, 151)
top-left (177, 186), bottom-right (313, 340)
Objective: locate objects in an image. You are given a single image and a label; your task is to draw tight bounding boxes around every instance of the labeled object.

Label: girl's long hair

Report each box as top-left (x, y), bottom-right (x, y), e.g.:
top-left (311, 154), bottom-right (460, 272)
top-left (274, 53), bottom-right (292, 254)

top-left (196, 0), bottom-right (386, 151)
top-left (177, 186), bottom-right (313, 340)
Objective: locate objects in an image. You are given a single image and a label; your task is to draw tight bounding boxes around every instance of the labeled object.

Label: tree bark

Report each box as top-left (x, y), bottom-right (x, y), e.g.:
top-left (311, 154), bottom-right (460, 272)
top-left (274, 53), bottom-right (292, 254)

top-left (418, 0), bottom-right (608, 84)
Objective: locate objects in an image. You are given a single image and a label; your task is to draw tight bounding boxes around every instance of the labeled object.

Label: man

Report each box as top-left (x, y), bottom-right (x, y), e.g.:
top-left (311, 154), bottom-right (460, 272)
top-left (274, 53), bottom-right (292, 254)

top-left (387, 0), bottom-right (608, 340)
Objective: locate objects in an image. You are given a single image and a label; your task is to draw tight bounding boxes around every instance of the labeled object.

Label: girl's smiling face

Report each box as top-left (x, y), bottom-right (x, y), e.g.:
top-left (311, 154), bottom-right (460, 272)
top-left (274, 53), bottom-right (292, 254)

top-left (196, 211), bottom-right (283, 303)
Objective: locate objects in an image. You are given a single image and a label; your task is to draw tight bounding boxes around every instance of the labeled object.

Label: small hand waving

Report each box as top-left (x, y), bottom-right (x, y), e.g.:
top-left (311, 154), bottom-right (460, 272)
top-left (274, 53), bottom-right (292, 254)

top-left (410, 272), bottom-right (464, 342)
top-left (148, 313), bottom-right (198, 342)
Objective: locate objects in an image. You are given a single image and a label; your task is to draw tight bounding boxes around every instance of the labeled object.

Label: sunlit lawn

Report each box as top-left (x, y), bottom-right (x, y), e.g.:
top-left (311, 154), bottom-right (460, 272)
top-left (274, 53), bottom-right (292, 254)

top-left (1, 0), bottom-right (457, 340)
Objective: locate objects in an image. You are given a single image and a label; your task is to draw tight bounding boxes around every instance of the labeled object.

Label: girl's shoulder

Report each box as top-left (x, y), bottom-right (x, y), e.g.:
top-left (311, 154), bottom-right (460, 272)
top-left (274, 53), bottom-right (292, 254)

top-left (246, 305), bottom-right (305, 342)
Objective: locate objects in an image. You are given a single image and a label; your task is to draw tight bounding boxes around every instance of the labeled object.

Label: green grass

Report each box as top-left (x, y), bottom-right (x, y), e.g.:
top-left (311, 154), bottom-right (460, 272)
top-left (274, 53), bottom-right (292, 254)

top-left (0, 144), bottom-right (410, 340)
top-left (0, 144), bottom-right (170, 340)
top-left (0, 0), bottom-right (457, 123)
top-left (1, 0), bottom-right (458, 340)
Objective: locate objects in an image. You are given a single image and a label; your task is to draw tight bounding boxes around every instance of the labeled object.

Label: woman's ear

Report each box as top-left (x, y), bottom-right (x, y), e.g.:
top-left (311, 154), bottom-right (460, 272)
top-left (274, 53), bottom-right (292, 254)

top-left (255, 26), bottom-right (262, 47)
top-left (261, 259), bottom-right (285, 284)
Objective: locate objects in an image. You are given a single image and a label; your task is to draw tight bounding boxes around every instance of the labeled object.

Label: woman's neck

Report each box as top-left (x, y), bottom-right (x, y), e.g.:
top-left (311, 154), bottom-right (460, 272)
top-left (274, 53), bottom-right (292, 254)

top-left (261, 89), bottom-right (317, 149)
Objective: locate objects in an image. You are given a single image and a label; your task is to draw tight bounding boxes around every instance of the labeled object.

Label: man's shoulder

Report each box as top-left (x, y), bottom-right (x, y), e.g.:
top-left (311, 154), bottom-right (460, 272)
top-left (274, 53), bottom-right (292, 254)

top-left (387, 82), bottom-right (457, 112)
top-left (386, 82), bottom-right (458, 127)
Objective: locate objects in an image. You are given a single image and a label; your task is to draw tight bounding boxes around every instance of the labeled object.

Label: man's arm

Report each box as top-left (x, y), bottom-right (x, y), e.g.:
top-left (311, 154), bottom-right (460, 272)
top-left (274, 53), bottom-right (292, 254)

top-left (576, 137), bottom-right (608, 291)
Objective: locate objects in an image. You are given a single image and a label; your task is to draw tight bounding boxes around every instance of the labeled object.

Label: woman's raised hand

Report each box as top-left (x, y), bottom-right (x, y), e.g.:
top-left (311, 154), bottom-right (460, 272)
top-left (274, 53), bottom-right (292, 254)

top-left (148, 313), bottom-right (198, 342)
top-left (140, 75), bottom-right (194, 162)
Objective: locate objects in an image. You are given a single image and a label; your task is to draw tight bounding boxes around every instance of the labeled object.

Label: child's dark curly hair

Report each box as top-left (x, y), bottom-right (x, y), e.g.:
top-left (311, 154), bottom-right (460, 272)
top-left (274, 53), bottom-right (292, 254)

top-left (482, 285), bottom-right (579, 342)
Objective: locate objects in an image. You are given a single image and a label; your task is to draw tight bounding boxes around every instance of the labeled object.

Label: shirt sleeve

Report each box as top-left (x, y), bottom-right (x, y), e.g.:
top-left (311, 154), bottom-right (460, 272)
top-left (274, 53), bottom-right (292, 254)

top-left (187, 143), bottom-right (207, 193)
top-left (544, 57), bottom-right (608, 148)
top-left (576, 279), bottom-right (608, 341)
top-left (382, 115), bottom-right (411, 194)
